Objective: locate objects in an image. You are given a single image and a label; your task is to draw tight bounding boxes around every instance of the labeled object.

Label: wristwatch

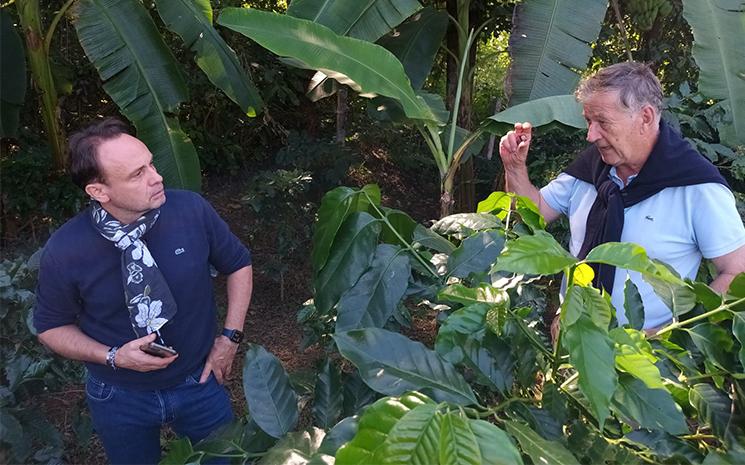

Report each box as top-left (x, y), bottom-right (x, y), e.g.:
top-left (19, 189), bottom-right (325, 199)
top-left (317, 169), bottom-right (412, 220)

top-left (221, 328), bottom-right (244, 344)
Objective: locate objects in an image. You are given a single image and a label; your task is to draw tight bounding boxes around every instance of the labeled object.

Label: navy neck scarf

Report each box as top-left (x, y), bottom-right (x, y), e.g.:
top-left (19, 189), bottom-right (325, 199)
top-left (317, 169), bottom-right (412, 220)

top-left (563, 120), bottom-right (728, 294)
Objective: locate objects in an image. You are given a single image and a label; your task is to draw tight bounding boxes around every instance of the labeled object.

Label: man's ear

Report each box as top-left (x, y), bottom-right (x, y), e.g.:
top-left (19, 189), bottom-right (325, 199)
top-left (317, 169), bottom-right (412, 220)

top-left (85, 182), bottom-right (109, 203)
top-left (640, 105), bottom-right (657, 133)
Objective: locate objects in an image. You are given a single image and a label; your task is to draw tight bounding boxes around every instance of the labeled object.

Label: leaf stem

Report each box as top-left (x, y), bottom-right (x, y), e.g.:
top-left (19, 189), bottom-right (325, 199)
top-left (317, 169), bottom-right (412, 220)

top-left (655, 296), bottom-right (745, 336)
top-left (362, 191), bottom-right (441, 281)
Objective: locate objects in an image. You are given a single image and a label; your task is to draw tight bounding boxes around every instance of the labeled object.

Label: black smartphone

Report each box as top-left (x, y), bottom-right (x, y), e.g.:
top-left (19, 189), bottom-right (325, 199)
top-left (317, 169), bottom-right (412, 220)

top-left (140, 342), bottom-right (178, 357)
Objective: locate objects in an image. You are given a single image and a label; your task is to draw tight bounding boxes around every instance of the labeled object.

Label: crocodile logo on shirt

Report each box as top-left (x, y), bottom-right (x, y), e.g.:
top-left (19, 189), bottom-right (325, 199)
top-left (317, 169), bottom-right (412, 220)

top-left (175, 248), bottom-right (186, 255)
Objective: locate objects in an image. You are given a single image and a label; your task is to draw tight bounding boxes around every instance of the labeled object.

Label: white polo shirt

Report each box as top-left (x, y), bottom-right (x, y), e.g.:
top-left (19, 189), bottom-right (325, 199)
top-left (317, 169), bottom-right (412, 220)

top-left (541, 170), bottom-right (745, 328)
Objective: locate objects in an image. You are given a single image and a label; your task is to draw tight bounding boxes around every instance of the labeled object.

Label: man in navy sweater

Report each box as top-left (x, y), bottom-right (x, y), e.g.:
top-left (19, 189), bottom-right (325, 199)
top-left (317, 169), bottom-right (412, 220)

top-left (34, 118), bottom-right (253, 464)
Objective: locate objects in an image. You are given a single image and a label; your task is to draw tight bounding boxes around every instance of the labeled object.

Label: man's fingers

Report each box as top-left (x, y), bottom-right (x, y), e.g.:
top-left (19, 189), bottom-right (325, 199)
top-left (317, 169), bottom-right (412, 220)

top-left (199, 364), bottom-right (212, 383)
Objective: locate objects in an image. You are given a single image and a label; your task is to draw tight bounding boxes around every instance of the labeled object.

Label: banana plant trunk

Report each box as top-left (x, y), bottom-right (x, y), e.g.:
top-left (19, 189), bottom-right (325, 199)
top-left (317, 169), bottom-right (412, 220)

top-left (16, 0), bottom-right (66, 171)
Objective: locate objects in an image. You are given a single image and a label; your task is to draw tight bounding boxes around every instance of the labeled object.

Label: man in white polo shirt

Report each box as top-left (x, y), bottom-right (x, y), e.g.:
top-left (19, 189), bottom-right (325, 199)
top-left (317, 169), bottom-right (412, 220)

top-left (498, 62), bottom-right (745, 330)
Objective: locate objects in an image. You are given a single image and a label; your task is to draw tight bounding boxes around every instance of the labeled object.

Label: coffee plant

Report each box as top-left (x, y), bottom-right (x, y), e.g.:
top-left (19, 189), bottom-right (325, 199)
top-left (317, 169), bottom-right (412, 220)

top-left (162, 184), bottom-right (745, 465)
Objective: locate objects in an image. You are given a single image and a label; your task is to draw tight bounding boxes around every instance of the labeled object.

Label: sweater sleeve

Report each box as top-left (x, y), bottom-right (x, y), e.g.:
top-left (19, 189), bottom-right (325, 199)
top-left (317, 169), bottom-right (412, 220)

top-left (199, 194), bottom-right (252, 274)
top-left (33, 246), bottom-right (82, 333)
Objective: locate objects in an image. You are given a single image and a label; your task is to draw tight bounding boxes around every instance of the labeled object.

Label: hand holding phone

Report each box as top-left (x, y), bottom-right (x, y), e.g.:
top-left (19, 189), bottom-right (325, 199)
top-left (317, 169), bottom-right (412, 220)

top-left (140, 342), bottom-right (178, 358)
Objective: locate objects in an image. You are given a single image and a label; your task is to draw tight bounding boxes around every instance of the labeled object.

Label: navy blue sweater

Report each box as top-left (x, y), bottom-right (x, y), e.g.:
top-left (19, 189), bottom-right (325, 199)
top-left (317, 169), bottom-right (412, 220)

top-left (34, 190), bottom-right (251, 390)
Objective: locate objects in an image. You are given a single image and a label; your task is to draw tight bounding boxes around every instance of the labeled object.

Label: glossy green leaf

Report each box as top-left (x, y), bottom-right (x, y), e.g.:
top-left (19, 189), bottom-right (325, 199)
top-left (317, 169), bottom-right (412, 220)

top-left (478, 193), bottom-right (546, 232)
top-left (643, 261), bottom-right (697, 317)
top-left (691, 281), bottom-right (724, 311)
top-left (318, 416), bottom-right (359, 456)
top-left (257, 428), bottom-right (326, 465)
top-left (470, 419), bottom-right (524, 465)
top-left (371, 404), bottom-right (441, 465)
top-left (514, 196), bottom-right (547, 232)
top-left (623, 279), bottom-right (645, 331)
top-left (377, 207), bottom-right (418, 247)
top-left (161, 437), bottom-right (195, 465)
top-left (435, 304), bottom-right (490, 364)
top-left (689, 383), bottom-right (733, 439)
top-left (733, 312), bottom-right (745, 368)
top-left (439, 411), bottom-right (481, 465)
top-left (342, 371), bottom-right (378, 416)
top-left (447, 230), bottom-right (505, 279)
top-left (437, 283), bottom-right (509, 307)
top-left (335, 392), bottom-right (433, 464)
top-left (563, 315), bottom-right (616, 426)
top-left (462, 332), bottom-right (515, 393)
top-left (505, 421), bottom-right (581, 465)
top-left (727, 273), bottom-right (745, 299)
top-left (72, 0), bottom-right (201, 191)
top-left (336, 244), bottom-right (411, 332)
top-left (334, 328), bottom-right (477, 405)
top-left (562, 284), bottom-right (612, 331)
top-left (218, 8), bottom-right (439, 123)
top-left (493, 231), bottom-right (577, 275)
top-left (431, 213), bottom-right (502, 240)
top-left (476, 192), bottom-right (512, 217)
top-left (687, 323), bottom-right (736, 372)
top-left (611, 375), bottom-right (688, 435)
top-left (314, 212), bottom-right (382, 315)
top-left (610, 328), bottom-right (663, 390)
top-left (484, 95), bottom-right (586, 135)
top-left (312, 185), bottom-right (380, 274)
top-left (412, 224), bottom-right (455, 254)
top-left (507, 0), bottom-right (607, 106)
top-left (378, 7), bottom-right (447, 90)
top-left (584, 242), bottom-right (659, 274)
top-left (682, 0), bottom-right (745, 145)
top-left (0, 10), bottom-right (26, 138)
top-left (154, 0), bottom-right (262, 117)
top-left (313, 358), bottom-right (343, 429)
top-left (243, 344), bottom-right (299, 438)
top-left (622, 430), bottom-right (703, 464)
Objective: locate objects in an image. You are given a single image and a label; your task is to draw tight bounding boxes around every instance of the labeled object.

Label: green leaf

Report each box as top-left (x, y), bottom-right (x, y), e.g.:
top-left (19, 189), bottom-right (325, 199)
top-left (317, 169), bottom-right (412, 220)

top-left (643, 261), bottom-right (697, 317)
top-left (477, 192), bottom-right (512, 217)
top-left (335, 392), bottom-right (433, 464)
top-left (484, 95), bottom-right (586, 135)
top-left (334, 328), bottom-right (477, 405)
top-left (258, 428), bottom-right (326, 465)
top-left (584, 242), bottom-right (658, 275)
top-left (691, 281), bottom-right (724, 311)
top-left (623, 279), bottom-right (645, 331)
top-left (610, 328), bottom-right (663, 390)
top-left (689, 383), bottom-right (733, 439)
top-left (447, 230), bottom-right (505, 279)
top-left (0, 10), bottom-right (26, 138)
top-left (314, 212), bottom-right (382, 315)
top-left (243, 344), bottom-right (299, 438)
top-left (378, 7), bottom-right (447, 90)
top-left (218, 8), bottom-right (439, 123)
top-left (727, 273), bottom-right (745, 299)
top-left (469, 419), bottom-right (524, 465)
top-left (682, 0), bottom-right (745, 145)
top-left (733, 312), bottom-right (745, 368)
top-left (161, 437), bottom-right (195, 465)
top-left (563, 315), bottom-right (617, 426)
top-left (412, 224), bottom-right (455, 254)
top-left (622, 430), bottom-right (702, 464)
top-left (371, 404), bottom-right (441, 465)
top-left (72, 0), bottom-right (201, 190)
top-left (312, 185), bottom-right (380, 274)
top-left (336, 244), bottom-right (411, 332)
top-left (505, 421), bottom-right (581, 465)
top-left (562, 285), bottom-right (612, 331)
top-left (507, 0), bottom-right (607, 106)
top-left (435, 304), bottom-right (490, 364)
top-left (514, 195), bottom-right (547, 232)
top-left (687, 323), bottom-right (736, 372)
top-left (611, 374), bottom-right (688, 435)
top-left (493, 231), bottom-right (577, 275)
top-left (378, 207), bottom-right (418, 248)
top-left (342, 371), bottom-right (378, 416)
top-left (313, 358), bottom-right (343, 429)
top-left (438, 283), bottom-right (509, 307)
top-left (462, 333), bottom-right (515, 393)
top-left (0, 409), bottom-right (27, 460)
top-left (431, 213), bottom-right (502, 240)
top-left (154, 0), bottom-right (262, 117)
top-left (319, 416), bottom-right (359, 456)
top-left (439, 411), bottom-right (481, 465)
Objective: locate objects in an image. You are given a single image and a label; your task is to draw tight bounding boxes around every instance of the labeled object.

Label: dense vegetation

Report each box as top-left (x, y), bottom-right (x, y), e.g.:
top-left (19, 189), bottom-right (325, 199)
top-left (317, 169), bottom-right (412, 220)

top-left (1, 0), bottom-right (743, 464)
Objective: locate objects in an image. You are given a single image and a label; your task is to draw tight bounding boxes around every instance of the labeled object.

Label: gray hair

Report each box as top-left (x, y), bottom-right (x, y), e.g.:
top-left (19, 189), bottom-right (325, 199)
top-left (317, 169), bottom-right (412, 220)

top-left (575, 62), bottom-right (663, 114)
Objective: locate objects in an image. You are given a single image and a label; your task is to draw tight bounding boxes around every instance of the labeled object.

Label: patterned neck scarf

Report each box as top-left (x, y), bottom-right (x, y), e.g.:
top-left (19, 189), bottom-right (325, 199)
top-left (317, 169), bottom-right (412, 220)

top-left (90, 202), bottom-right (177, 338)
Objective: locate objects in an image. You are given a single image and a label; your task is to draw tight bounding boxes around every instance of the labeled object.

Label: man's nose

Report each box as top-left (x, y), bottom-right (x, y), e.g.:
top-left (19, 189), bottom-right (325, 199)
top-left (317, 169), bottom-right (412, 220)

top-left (149, 165), bottom-right (163, 184)
top-left (586, 121), bottom-right (600, 143)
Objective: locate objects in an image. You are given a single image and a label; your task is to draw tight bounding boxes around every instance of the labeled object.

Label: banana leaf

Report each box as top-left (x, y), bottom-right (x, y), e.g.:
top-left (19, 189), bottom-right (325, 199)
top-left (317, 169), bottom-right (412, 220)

top-left (218, 8), bottom-right (439, 124)
top-left (682, 0), bottom-right (745, 145)
top-left (507, 0), bottom-right (608, 106)
top-left (154, 0), bottom-right (263, 117)
top-left (72, 0), bottom-right (201, 190)
top-left (0, 9), bottom-right (26, 138)
top-left (484, 94), bottom-right (586, 134)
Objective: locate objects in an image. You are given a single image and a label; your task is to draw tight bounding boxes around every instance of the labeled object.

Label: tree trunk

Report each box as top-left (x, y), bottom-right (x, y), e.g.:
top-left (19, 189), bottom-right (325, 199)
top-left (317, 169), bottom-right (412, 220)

top-left (16, 0), bottom-right (66, 171)
top-left (335, 86), bottom-right (348, 145)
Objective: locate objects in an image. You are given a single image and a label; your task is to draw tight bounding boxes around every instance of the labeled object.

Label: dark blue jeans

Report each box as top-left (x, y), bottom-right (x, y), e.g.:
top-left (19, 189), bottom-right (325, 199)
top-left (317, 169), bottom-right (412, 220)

top-left (85, 366), bottom-right (233, 465)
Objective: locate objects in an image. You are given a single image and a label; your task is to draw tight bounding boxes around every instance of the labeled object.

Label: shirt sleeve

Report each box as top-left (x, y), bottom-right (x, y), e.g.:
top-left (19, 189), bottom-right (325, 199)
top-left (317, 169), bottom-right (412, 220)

top-left (539, 172), bottom-right (578, 217)
top-left (690, 183), bottom-right (745, 259)
top-left (33, 246), bottom-right (82, 333)
top-left (198, 194), bottom-right (252, 274)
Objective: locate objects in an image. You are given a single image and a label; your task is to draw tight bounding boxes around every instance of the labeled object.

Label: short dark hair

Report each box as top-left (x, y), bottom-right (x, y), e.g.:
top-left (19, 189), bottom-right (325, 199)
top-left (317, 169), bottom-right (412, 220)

top-left (68, 118), bottom-right (132, 190)
top-left (575, 62), bottom-right (663, 114)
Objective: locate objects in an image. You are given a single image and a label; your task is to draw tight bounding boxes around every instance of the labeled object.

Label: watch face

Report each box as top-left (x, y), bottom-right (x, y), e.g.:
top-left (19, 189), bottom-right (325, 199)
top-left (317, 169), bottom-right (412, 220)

top-left (225, 329), bottom-right (244, 343)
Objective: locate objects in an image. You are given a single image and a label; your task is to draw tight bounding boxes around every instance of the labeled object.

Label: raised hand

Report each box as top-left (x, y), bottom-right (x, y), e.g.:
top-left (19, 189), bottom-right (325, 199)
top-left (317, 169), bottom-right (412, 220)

top-left (115, 332), bottom-right (178, 372)
top-left (499, 122), bottom-right (533, 170)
